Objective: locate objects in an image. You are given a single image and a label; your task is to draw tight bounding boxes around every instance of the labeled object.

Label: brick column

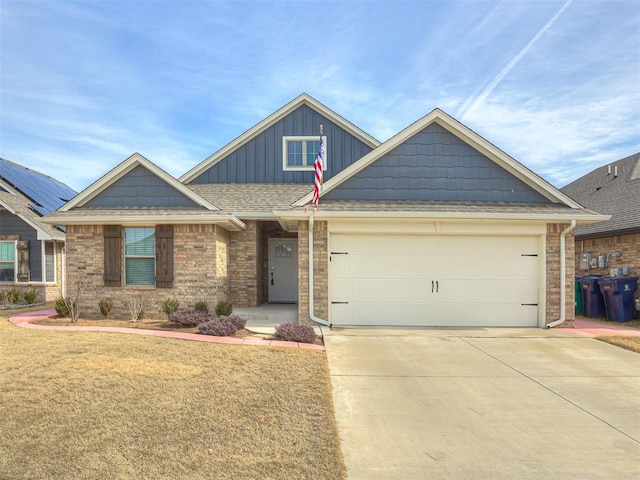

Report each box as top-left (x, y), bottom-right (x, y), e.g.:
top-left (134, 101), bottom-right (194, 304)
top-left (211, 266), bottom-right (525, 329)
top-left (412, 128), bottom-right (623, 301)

top-left (546, 223), bottom-right (575, 326)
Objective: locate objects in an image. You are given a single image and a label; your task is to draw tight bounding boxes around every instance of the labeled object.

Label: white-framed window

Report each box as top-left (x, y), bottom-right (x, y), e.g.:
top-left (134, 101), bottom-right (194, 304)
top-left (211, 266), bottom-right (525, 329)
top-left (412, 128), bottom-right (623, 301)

top-left (43, 241), bottom-right (56, 283)
top-left (124, 227), bottom-right (155, 286)
top-left (282, 136), bottom-right (327, 171)
top-left (0, 241), bottom-right (16, 282)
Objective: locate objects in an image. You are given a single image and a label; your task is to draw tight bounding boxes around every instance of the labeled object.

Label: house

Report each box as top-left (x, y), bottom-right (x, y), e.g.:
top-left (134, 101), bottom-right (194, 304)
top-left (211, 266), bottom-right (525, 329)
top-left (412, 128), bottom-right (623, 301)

top-left (44, 94), bottom-right (608, 327)
top-left (561, 152), bottom-right (640, 277)
top-left (0, 158), bottom-right (76, 302)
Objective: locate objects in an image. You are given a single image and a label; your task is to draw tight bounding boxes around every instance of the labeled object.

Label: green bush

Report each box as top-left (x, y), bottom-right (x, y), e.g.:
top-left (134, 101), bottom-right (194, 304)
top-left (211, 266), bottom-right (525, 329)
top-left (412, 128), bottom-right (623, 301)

top-left (194, 301), bottom-right (209, 313)
top-left (161, 297), bottom-right (179, 318)
top-left (23, 288), bottom-right (38, 305)
top-left (214, 300), bottom-right (233, 317)
top-left (98, 298), bottom-right (112, 318)
top-left (54, 297), bottom-right (70, 316)
top-left (7, 287), bottom-right (20, 304)
top-left (0, 290), bottom-right (7, 304)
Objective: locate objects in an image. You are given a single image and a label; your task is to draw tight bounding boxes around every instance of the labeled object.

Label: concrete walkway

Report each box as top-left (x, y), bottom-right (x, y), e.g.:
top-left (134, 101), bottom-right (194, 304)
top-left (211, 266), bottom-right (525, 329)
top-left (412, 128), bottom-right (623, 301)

top-left (8, 310), bottom-right (324, 350)
top-left (324, 326), bottom-right (640, 479)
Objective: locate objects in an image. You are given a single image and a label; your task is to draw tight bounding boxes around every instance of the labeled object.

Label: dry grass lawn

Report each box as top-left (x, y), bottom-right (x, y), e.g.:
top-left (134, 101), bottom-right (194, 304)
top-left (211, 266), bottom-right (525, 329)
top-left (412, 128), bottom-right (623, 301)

top-left (0, 305), bottom-right (346, 480)
top-left (596, 336), bottom-right (640, 353)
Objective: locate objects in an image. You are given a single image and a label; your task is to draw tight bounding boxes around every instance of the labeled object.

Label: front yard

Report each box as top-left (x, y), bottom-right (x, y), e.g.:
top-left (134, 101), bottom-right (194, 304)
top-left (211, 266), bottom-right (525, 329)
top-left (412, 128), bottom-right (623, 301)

top-left (0, 305), bottom-right (346, 480)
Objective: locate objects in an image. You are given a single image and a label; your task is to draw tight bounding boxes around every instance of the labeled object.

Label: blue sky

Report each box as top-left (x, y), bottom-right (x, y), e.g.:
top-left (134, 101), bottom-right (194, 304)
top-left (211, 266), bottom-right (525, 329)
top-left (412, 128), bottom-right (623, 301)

top-left (1, 0), bottom-right (638, 192)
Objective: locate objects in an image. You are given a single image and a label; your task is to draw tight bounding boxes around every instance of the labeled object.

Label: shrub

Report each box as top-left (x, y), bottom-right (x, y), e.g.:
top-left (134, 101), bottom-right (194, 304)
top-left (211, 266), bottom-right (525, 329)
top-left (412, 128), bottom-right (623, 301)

top-left (161, 297), bottom-right (180, 318)
top-left (23, 288), bottom-right (38, 305)
top-left (215, 300), bottom-right (233, 317)
top-left (0, 290), bottom-right (6, 304)
top-left (221, 314), bottom-right (246, 331)
top-left (98, 298), bottom-right (112, 318)
top-left (125, 296), bottom-right (145, 323)
top-left (54, 297), bottom-right (70, 316)
top-left (198, 317), bottom-right (238, 337)
top-left (275, 323), bottom-right (316, 344)
top-left (194, 301), bottom-right (209, 314)
top-left (169, 309), bottom-right (209, 327)
top-left (7, 287), bottom-right (21, 304)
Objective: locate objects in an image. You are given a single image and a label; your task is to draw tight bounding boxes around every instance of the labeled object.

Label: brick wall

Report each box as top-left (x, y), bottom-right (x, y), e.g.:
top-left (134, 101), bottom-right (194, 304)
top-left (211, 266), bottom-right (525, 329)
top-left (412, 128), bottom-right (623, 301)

top-left (65, 224), bottom-right (229, 319)
top-left (546, 223), bottom-right (575, 326)
top-left (257, 221), bottom-right (297, 305)
top-left (297, 220), bottom-right (328, 325)
top-left (574, 232), bottom-right (640, 278)
top-left (228, 221), bottom-right (259, 307)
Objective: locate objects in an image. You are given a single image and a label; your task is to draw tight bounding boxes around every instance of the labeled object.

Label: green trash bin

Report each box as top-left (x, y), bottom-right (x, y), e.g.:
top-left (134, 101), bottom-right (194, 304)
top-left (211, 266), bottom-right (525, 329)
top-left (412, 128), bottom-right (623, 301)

top-left (575, 276), bottom-right (583, 316)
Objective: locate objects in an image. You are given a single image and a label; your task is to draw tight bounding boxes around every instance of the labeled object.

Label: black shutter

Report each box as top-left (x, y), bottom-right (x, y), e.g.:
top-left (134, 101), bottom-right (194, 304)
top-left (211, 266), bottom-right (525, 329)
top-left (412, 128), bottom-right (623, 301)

top-left (103, 226), bottom-right (122, 287)
top-left (155, 225), bottom-right (173, 288)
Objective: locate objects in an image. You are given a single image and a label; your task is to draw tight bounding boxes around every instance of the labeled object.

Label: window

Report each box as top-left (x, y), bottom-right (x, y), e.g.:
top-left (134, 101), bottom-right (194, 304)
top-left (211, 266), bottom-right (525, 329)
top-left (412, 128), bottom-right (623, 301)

top-left (283, 136), bottom-right (327, 171)
top-left (44, 241), bottom-right (55, 283)
top-left (0, 241), bottom-right (16, 282)
top-left (124, 227), bottom-right (155, 285)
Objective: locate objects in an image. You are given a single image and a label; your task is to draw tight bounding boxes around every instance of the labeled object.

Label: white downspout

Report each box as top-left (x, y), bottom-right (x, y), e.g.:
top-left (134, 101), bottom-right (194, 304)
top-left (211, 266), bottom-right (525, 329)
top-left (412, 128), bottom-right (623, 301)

top-left (307, 215), bottom-right (331, 327)
top-left (546, 220), bottom-right (576, 329)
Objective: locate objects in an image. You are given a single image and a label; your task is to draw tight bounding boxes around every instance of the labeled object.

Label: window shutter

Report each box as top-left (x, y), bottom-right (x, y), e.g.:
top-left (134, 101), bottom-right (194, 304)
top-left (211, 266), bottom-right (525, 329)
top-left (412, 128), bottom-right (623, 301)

top-left (17, 241), bottom-right (29, 282)
top-left (155, 225), bottom-right (173, 288)
top-left (103, 225), bottom-right (122, 287)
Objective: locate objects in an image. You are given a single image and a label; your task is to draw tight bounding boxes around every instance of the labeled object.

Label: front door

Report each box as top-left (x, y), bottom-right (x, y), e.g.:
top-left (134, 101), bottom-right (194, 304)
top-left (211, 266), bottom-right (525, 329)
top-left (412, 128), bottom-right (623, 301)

top-left (268, 238), bottom-right (298, 303)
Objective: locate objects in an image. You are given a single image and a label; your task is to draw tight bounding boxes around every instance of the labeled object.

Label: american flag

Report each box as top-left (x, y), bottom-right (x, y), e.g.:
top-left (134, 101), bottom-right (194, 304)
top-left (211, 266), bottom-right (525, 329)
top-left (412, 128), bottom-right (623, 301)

top-left (306, 126), bottom-right (324, 214)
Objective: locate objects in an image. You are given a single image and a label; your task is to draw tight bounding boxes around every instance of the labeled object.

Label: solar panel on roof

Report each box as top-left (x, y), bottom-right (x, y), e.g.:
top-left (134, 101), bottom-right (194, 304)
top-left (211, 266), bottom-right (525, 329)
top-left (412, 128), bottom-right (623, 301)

top-left (0, 158), bottom-right (77, 216)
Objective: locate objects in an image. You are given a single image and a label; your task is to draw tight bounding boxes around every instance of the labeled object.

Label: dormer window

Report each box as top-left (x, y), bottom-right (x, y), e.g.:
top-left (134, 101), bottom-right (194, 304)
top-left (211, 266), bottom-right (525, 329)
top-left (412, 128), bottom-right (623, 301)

top-left (283, 136), bottom-right (327, 171)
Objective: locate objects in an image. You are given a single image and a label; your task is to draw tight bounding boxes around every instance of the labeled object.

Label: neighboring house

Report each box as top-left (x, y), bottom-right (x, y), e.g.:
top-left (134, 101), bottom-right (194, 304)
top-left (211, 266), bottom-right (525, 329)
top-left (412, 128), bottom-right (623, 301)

top-left (561, 152), bottom-right (640, 277)
top-left (0, 158), bottom-right (76, 302)
top-left (44, 94), bottom-right (608, 327)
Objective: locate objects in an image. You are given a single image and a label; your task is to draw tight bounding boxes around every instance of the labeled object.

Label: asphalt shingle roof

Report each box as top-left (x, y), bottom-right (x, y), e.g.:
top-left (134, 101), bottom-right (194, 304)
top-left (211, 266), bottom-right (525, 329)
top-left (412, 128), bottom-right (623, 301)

top-left (561, 153), bottom-right (640, 238)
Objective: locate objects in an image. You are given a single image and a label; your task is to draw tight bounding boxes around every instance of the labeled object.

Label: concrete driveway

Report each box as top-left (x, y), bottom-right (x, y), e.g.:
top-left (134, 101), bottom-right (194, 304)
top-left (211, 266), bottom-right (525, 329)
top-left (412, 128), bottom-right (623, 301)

top-left (324, 327), bottom-right (640, 479)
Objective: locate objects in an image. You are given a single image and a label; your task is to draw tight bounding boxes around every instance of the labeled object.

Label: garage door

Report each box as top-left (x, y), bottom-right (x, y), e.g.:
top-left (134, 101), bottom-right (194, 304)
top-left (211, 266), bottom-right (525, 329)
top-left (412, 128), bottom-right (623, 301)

top-left (330, 234), bottom-right (539, 327)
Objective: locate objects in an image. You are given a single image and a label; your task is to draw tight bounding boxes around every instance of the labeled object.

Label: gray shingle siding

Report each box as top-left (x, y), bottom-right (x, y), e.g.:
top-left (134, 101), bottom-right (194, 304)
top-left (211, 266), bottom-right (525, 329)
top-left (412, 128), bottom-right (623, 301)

top-left (188, 105), bottom-right (373, 184)
top-left (0, 210), bottom-right (42, 282)
top-left (324, 123), bottom-right (551, 203)
top-left (85, 166), bottom-right (201, 208)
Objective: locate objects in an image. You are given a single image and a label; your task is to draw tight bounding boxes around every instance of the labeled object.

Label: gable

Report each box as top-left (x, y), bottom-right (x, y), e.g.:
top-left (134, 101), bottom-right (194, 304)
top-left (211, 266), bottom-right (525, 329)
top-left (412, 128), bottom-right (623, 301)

top-left (85, 165), bottom-right (202, 208)
top-left (188, 104), bottom-right (374, 185)
top-left (323, 123), bottom-right (552, 203)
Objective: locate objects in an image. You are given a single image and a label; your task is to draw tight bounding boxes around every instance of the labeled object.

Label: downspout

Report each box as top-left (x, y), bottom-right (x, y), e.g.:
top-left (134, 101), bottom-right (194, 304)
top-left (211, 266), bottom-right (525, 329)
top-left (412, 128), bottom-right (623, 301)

top-left (61, 243), bottom-right (66, 298)
top-left (307, 215), bottom-right (331, 327)
top-left (546, 220), bottom-right (576, 329)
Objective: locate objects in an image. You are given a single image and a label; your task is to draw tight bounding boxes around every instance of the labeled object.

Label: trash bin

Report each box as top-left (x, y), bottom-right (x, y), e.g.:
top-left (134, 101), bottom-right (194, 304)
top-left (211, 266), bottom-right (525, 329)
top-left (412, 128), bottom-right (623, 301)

top-left (575, 276), bottom-right (583, 316)
top-left (597, 276), bottom-right (638, 322)
top-left (579, 276), bottom-right (606, 318)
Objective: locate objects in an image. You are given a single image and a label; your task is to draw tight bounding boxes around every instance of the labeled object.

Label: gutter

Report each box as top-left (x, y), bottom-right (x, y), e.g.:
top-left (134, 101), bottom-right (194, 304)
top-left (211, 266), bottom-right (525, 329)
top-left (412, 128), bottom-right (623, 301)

top-left (546, 220), bottom-right (576, 329)
top-left (307, 215), bottom-right (331, 327)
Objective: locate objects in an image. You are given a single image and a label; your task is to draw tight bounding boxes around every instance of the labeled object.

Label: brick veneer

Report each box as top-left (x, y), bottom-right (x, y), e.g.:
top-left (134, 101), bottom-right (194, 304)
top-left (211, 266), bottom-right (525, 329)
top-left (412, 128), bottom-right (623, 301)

top-left (297, 220), bottom-right (328, 326)
top-left (65, 224), bottom-right (229, 319)
top-left (228, 221), bottom-right (259, 307)
top-left (574, 232), bottom-right (640, 278)
top-left (546, 223), bottom-right (576, 326)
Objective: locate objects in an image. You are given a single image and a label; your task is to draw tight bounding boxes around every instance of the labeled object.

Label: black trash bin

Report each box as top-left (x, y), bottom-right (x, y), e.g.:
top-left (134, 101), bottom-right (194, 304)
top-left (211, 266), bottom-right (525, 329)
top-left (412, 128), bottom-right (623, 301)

top-left (579, 276), bottom-right (606, 318)
top-left (597, 276), bottom-right (639, 322)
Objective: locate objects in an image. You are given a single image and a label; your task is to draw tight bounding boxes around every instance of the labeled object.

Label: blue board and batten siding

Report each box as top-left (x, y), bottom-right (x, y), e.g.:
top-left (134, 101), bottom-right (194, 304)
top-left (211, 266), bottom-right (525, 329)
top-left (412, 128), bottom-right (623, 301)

top-left (188, 105), bottom-right (373, 185)
top-left (0, 210), bottom-right (43, 282)
top-left (85, 166), bottom-right (202, 208)
top-left (324, 123), bottom-right (552, 203)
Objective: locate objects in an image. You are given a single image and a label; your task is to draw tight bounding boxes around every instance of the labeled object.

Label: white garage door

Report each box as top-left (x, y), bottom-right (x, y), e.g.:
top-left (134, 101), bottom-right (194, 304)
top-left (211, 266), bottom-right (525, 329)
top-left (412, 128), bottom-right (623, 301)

top-left (330, 234), bottom-right (539, 327)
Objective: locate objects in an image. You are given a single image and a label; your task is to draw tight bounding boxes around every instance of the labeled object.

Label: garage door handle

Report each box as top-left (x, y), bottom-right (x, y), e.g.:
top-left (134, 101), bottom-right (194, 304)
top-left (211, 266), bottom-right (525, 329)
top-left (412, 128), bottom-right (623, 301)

top-left (436, 281), bottom-right (438, 293)
top-left (432, 281), bottom-right (434, 293)
top-left (521, 303), bottom-right (538, 306)
top-left (331, 301), bottom-right (349, 304)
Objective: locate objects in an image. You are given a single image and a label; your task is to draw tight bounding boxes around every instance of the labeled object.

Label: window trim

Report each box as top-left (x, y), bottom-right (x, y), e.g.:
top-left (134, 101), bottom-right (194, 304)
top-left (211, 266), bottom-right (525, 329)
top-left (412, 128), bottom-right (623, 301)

top-left (282, 136), bottom-right (327, 171)
top-left (0, 240), bottom-right (17, 283)
top-left (124, 227), bottom-right (156, 286)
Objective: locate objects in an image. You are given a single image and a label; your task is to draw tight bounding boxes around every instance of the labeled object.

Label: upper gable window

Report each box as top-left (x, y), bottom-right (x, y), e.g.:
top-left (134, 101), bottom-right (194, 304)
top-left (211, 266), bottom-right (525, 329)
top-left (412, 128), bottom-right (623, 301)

top-left (283, 136), bottom-right (327, 171)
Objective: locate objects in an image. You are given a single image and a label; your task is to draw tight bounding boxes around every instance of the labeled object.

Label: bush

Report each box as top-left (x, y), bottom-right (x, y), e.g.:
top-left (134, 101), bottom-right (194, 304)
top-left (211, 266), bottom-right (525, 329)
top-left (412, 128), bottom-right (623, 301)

top-left (0, 290), bottom-right (6, 304)
top-left (7, 287), bottom-right (21, 304)
top-left (169, 309), bottom-right (209, 327)
top-left (194, 301), bottom-right (209, 313)
top-left (54, 297), bottom-right (71, 316)
top-left (220, 314), bottom-right (247, 331)
top-left (98, 298), bottom-right (112, 318)
top-left (23, 288), bottom-right (38, 305)
top-left (198, 317), bottom-right (238, 337)
top-left (275, 323), bottom-right (316, 344)
top-left (215, 300), bottom-right (233, 317)
top-left (161, 297), bottom-right (180, 318)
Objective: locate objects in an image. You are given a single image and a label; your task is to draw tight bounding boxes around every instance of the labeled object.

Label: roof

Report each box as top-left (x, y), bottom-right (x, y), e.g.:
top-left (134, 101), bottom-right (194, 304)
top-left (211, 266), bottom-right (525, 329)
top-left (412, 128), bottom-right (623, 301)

top-left (294, 108), bottom-right (583, 209)
top-left (561, 152), bottom-right (640, 238)
top-left (0, 158), bottom-right (77, 240)
top-left (179, 93), bottom-right (381, 184)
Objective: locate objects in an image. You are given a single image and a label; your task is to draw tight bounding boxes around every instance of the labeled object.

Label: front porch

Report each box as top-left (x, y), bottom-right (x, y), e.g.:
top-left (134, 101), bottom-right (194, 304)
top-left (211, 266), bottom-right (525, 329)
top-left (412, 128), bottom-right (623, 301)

top-left (234, 303), bottom-right (298, 327)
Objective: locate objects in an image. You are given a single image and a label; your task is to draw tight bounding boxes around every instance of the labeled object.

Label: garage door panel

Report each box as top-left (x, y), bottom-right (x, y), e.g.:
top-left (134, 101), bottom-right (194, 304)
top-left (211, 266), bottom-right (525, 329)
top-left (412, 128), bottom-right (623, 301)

top-left (330, 234), bottom-right (539, 327)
